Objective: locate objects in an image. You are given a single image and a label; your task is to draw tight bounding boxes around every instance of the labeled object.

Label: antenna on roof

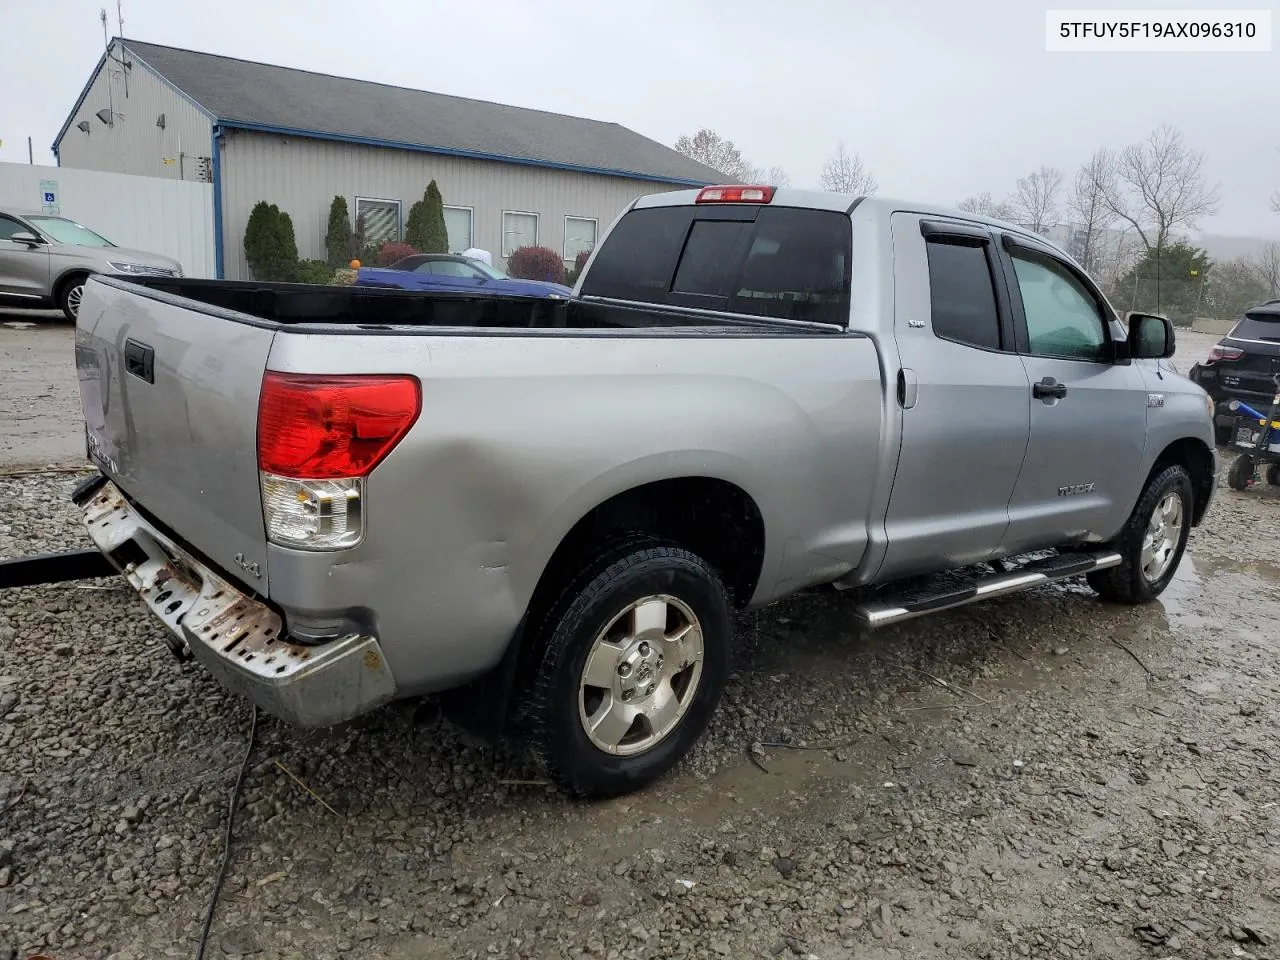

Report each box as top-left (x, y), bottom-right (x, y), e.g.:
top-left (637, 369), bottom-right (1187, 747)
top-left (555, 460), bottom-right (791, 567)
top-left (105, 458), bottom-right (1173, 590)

top-left (100, 7), bottom-right (108, 48)
top-left (117, 0), bottom-right (124, 38)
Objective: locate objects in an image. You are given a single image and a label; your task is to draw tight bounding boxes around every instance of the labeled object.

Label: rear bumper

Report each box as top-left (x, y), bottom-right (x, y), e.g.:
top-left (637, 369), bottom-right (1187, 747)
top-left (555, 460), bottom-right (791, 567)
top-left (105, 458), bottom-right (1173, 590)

top-left (81, 480), bottom-right (396, 727)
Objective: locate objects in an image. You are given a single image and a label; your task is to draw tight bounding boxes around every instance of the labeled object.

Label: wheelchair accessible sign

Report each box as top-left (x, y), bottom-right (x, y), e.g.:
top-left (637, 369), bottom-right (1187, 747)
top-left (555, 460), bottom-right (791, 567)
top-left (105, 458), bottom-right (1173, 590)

top-left (40, 179), bottom-right (59, 214)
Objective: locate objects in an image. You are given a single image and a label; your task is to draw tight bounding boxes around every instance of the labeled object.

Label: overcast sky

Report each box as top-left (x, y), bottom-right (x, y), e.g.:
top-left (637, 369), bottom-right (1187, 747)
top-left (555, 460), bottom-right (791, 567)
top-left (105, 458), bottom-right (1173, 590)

top-left (1, 0), bottom-right (1276, 238)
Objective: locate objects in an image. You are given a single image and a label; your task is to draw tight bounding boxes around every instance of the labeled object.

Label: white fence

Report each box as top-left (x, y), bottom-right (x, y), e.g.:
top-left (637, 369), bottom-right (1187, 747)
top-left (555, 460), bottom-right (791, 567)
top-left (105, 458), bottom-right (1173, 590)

top-left (0, 162), bottom-right (215, 278)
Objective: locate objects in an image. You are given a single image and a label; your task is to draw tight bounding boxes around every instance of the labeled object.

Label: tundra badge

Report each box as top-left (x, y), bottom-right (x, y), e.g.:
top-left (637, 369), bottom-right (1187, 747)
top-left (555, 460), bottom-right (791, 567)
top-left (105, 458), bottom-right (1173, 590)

top-left (1058, 482), bottom-right (1095, 497)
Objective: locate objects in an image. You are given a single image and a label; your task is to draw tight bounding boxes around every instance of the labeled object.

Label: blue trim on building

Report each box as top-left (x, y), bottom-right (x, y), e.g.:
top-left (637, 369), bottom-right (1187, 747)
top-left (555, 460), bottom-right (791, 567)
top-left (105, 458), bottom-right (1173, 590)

top-left (215, 120), bottom-right (712, 188)
top-left (211, 126), bottom-right (225, 279)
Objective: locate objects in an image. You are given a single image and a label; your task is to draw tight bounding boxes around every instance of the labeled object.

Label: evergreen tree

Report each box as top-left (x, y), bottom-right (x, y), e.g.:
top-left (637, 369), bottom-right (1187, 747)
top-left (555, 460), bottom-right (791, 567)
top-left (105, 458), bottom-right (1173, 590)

top-left (405, 180), bottom-right (450, 253)
top-left (243, 201), bottom-right (300, 282)
top-left (324, 195), bottom-right (355, 268)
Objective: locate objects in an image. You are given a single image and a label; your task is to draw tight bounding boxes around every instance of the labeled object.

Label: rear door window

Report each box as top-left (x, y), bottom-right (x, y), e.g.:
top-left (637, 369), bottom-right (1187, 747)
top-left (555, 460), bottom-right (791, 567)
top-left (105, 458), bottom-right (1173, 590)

top-left (580, 204), bottom-right (852, 325)
top-left (925, 238), bottom-right (1002, 350)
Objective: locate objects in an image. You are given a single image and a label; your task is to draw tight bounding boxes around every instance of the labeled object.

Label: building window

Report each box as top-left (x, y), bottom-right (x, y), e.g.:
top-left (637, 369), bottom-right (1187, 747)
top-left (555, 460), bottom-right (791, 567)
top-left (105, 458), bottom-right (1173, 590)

top-left (564, 216), bottom-right (597, 264)
top-left (502, 211), bottom-right (538, 257)
top-left (355, 197), bottom-right (401, 246)
top-left (443, 206), bottom-right (473, 253)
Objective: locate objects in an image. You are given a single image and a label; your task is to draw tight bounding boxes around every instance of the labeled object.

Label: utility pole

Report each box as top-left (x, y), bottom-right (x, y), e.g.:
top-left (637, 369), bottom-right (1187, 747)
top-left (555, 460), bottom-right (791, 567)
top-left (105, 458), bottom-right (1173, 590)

top-left (27, 137), bottom-right (33, 165)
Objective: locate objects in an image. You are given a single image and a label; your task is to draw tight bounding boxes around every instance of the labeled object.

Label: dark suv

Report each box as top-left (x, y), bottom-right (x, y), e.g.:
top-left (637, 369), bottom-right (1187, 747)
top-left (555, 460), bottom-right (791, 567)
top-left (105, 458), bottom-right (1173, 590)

top-left (1189, 300), bottom-right (1280, 443)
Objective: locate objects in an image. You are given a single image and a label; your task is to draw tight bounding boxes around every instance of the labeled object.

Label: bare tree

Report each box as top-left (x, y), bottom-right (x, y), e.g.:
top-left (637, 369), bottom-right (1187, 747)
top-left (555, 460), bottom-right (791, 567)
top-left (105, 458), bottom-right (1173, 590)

top-left (765, 166), bottom-right (791, 188)
top-left (673, 128), bottom-right (756, 181)
top-left (1210, 257), bottom-right (1273, 317)
top-left (956, 191), bottom-right (1017, 221)
top-left (819, 142), bottom-right (878, 195)
top-left (1068, 149), bottom-right (1117, 275)
top-left (1246, 241), bottom-right (1280, 298)
top-left (1100, 125), bottom-right (1221, 255)
top-left (742, 164), bottom-right (792, 187)
top-left (1011, 166), bottom-right (1063, 234)
top-left (1272, 190), bottom-right (1280, 213)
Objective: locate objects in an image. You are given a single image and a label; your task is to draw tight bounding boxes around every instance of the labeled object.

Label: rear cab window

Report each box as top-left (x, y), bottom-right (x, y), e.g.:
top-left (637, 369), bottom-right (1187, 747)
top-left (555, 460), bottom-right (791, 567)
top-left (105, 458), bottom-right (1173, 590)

top-left (580, 204), bottom-right (852, 326)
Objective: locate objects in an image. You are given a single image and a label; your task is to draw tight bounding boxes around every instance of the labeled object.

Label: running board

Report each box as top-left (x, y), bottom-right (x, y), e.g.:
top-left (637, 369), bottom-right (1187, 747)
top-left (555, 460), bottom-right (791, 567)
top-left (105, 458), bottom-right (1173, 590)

top-left (854, 551), bottom-right (1123, 629)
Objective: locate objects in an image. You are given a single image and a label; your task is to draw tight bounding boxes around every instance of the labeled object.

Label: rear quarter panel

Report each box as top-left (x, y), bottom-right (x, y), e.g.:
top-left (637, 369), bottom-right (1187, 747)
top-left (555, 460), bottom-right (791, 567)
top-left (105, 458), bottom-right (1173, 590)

top-left (263, 330), bottom-right (884, 695)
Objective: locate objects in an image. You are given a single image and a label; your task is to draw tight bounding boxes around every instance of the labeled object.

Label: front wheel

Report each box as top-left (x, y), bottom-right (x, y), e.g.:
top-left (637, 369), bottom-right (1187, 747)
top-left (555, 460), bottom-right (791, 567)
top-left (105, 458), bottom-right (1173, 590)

top-left (1266, 463), bottom-right (1280, 487)
top-left (1088, 464), bottom-right (1193, 605)
top-left (522, 540), bottom-right (731, 798)
top-left (58, 274), bottom-right (88, 322)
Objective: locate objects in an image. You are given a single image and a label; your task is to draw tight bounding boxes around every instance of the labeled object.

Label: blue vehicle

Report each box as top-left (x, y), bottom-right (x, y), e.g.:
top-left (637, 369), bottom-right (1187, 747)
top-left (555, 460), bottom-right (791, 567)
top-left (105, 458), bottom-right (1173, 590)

top-left (353, 253), bottom-right (574, 298)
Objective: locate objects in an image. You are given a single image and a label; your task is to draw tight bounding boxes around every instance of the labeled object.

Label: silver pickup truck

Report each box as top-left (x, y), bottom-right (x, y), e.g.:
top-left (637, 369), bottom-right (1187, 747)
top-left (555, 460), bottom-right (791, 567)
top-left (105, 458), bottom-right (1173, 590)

top-left (73, 186), bottom-right (1217, 798)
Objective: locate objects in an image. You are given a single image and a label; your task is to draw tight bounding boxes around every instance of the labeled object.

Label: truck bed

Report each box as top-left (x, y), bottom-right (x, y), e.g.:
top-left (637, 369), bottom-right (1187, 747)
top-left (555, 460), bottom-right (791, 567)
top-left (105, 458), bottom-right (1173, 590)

top-left (119, 277), bottom-right (840, 335)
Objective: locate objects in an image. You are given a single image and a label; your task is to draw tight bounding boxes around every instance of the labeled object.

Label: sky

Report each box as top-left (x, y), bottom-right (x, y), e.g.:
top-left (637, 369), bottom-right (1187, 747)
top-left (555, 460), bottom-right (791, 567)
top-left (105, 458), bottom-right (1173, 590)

top-left (1, 0), bottom-right (1277, 239)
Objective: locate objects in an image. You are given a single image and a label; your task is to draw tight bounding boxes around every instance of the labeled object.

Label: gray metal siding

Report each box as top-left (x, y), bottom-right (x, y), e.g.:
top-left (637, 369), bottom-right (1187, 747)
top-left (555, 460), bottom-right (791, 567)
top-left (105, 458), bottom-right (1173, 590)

top-left (56, 41), bottom-right (213, 182)
top-left (218, 130), bottom-right (687, 280)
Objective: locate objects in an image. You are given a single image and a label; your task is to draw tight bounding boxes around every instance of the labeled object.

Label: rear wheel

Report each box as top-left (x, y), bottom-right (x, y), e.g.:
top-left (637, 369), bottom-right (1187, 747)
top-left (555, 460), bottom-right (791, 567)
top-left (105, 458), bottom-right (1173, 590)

top-left (1267, 463), bottom-right (1280, 487)
top-left (57, 273), bottom-right (89, 322)
top-left (522, 539), bottom-right (731, 798)
top-left (1088, 464), bottom-right (1192, 605)
top-left (1228, 454), bottom-right (1254, 491)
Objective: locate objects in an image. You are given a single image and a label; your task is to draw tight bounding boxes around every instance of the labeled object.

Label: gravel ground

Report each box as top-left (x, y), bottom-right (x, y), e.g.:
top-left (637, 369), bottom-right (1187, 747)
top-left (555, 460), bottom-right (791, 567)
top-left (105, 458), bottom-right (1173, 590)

top-left (4, 326), bottom-right (1279, 959)
top-left (2, 458), bottom-right (1278, 960)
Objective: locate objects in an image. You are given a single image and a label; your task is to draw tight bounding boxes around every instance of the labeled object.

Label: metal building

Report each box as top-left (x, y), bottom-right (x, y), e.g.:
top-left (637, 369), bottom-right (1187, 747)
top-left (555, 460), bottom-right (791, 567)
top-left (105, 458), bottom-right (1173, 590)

top-left (54, 39), bottom-right (723, 279)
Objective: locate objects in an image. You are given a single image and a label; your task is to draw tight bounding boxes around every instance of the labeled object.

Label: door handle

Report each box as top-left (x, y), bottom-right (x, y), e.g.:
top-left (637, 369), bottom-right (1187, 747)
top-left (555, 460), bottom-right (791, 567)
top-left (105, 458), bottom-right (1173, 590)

top-left (1032, 376), bottom-right (1067, 400)
top-left (124, 339), bottom-right (155, 384)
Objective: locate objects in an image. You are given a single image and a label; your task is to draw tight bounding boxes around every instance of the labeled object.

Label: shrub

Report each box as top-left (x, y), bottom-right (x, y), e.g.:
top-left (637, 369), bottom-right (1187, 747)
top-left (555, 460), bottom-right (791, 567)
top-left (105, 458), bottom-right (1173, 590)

top-left (404, 180), bottom-right (449, 254)
top-left (507, 245), bottom-right (566, 285)
top-left (243, 201), bottom-right (299, 282)
top-left (564, 248), bottom-right (592, 286)
top-left (296, 259), bottom-right (335, 285)
top-left (375, 241), bottom-right (419, 266)
top-left (324, 196), bottom-right (357, 268)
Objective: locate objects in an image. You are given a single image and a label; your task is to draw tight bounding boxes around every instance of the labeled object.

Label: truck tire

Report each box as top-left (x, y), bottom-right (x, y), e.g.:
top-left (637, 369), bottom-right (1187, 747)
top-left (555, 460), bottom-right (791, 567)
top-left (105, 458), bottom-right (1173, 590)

top-left (1087, 463), bottom-right (1193, 605)
top-left (523, 539), bottom-right (731, 798)
top-left (1268, 464), bottom-right (1280, 487)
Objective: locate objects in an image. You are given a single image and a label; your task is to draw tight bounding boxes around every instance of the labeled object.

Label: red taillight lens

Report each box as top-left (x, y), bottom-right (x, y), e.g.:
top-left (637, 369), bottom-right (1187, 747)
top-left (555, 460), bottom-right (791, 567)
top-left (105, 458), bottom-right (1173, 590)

top-left (695, 184), bottom-right (775, 204)
top-left (1208, 345), bottom-right (1244, 363)
top-left (258, 373), bottom-right (422, 480)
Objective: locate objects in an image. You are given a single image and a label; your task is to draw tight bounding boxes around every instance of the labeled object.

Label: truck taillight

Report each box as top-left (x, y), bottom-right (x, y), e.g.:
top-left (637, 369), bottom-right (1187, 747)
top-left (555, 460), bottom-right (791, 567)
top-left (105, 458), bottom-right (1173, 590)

top-left (695, 185), bottom-right (774, 204)
top-left (1207, 345), bottom-right (1244, 363)
top-left (257, 373), bottom-right (421, 550)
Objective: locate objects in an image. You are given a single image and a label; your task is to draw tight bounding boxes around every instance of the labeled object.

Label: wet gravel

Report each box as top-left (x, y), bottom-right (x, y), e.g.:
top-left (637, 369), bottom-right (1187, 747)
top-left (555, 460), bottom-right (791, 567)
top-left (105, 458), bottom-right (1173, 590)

top-left (2, 461), bottom-right (1279, 960)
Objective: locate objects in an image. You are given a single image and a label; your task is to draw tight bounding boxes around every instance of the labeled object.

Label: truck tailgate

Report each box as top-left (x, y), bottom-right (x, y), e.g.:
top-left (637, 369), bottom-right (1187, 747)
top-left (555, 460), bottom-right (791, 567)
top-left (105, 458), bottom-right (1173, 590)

top-left (75, 277), bottom-right (275, 591)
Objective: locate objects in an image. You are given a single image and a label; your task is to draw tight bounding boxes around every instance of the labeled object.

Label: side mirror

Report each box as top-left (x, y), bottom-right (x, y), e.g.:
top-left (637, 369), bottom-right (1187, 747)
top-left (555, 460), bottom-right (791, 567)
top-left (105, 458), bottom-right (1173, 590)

top-left (1126, 311), bottom-right (1175, 359)
top-left (9, 231), bottom-right (44, 247)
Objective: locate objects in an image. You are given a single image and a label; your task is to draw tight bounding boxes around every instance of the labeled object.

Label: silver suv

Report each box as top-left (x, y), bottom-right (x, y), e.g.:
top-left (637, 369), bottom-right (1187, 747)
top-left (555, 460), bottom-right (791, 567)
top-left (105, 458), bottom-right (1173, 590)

top-left (0, 208), bottom-right (183, 320)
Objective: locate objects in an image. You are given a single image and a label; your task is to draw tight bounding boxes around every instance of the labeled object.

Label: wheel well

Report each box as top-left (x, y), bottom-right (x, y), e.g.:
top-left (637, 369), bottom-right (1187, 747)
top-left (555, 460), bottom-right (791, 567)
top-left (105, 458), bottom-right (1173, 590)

top-left (439, 477), bottom-right (767, 744)
top-left (54, 270), bottom-right (91, 304)
top-left (1152, 437), bottom-right (1215, 525)
top-left (531, 477), bottom-right (766, 618)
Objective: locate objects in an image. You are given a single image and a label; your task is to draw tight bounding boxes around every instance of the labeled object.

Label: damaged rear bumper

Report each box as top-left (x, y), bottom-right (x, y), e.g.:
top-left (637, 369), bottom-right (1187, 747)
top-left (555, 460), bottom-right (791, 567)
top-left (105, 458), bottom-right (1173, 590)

top-left (81, 479), bottom-right (396, 727)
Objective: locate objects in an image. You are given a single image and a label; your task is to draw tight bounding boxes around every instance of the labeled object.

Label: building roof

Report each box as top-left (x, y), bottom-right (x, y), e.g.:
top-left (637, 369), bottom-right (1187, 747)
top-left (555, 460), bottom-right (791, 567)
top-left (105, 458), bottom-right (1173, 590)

top-left (76, 39), bottom-right (725, 186)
